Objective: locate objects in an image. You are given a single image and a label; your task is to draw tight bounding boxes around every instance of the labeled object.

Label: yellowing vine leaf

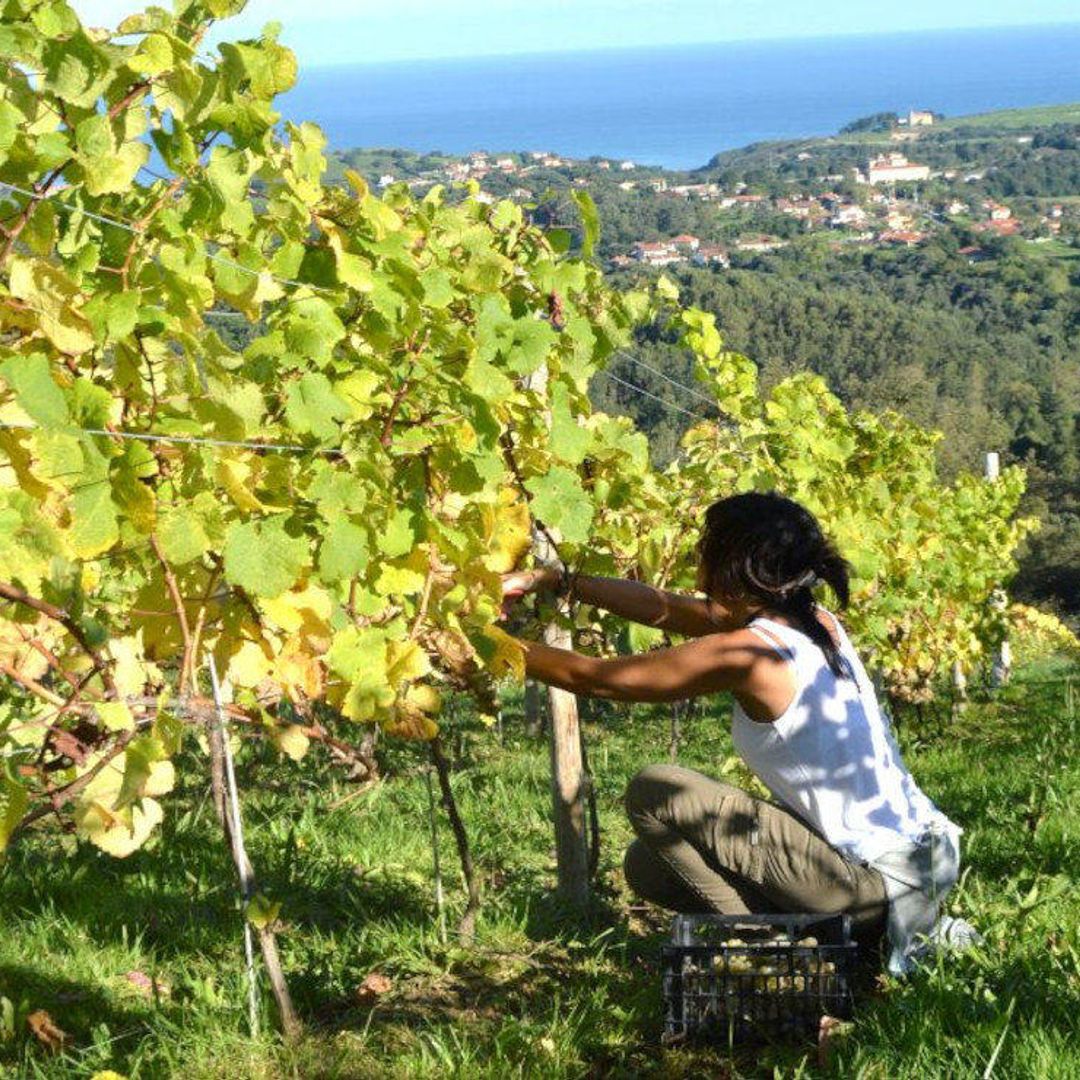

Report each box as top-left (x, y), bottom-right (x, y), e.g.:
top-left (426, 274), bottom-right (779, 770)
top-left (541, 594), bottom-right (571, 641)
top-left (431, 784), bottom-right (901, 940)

top-left (74, 796), bottom-right (164, 857)
top-left (8, 258), bottom-right (94, 356)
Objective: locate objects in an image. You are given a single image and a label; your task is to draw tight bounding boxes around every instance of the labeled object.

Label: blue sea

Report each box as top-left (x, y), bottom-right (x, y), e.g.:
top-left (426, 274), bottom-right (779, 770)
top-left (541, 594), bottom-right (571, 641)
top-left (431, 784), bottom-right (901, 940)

top-left (277, 23), bottom-right (1080, 170)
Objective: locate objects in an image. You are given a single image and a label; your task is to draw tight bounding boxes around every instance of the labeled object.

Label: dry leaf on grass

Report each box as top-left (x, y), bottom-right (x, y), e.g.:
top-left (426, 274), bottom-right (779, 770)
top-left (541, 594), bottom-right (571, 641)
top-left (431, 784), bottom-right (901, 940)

top-left (355, 971), bottom-right (393, 1005)
top-left (27, 1009), bottom-right (69, 1053)
top-left (125, 970), bottom-right (171, 999)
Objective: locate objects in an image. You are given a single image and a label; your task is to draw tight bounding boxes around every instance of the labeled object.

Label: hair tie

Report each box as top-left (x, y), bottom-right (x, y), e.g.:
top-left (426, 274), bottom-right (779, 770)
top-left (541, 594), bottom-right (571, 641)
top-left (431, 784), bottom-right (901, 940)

top-left (777, 569), bottom-right (819, 598)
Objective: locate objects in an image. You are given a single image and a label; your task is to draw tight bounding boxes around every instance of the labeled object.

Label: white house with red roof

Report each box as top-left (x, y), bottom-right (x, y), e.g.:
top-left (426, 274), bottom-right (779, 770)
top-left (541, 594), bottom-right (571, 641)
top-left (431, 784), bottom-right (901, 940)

top-left (858, 153), bottom-right (931, 185)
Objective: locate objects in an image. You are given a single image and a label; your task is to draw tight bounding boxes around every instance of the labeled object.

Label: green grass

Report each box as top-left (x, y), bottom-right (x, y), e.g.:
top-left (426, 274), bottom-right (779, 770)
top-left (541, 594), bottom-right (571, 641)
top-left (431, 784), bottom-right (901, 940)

top-left (1, 662), bottom-right (1078, 1078)
top-left (1017, 238), bottom-right (1080, 262)
top-left (935, 103), bottom-right (1080, 130)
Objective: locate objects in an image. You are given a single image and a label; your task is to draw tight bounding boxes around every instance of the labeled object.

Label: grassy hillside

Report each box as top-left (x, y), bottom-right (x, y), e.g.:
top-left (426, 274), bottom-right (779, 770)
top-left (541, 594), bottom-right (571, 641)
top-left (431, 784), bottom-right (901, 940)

top-left (938, 103), bottom-right (1080, 130)
top-left (1, 663), bottom-right (1077, 1078)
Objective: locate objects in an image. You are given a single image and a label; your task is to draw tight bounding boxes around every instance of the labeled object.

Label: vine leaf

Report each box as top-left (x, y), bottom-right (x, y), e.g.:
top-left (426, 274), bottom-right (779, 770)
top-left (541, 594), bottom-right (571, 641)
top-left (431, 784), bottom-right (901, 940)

top-left (223, 518), bottom-right (311, 598)
top-left (525, 466), bottom-right (594, 545)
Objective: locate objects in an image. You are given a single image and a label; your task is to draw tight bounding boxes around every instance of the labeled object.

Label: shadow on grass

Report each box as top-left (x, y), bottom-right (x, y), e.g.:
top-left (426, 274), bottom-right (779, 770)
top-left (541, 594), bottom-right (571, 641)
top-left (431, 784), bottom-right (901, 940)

top-left (303, 921), bottom-right (673, 1064)
top-left (0, 961), bottom-right (158, 1070)
top-left (5, 836), bottom-right (437, 962)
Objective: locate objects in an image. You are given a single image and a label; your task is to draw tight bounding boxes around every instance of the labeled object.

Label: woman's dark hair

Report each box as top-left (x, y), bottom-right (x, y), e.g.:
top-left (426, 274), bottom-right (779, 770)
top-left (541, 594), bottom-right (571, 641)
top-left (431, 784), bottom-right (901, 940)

top-left (697, 492), bottom-right (852, 677)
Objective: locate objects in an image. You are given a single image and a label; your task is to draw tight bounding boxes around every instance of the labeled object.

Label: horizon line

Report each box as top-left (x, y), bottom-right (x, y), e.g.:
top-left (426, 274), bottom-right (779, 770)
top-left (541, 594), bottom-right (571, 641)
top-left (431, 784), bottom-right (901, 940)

top-left (298, 19), bottom-right (1080, 72)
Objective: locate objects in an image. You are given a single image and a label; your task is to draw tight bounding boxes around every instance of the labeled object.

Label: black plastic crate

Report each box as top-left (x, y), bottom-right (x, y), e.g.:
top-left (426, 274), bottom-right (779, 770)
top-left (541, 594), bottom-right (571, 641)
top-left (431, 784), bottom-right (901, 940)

top-left (661, 912), bottom-right (857, 1044)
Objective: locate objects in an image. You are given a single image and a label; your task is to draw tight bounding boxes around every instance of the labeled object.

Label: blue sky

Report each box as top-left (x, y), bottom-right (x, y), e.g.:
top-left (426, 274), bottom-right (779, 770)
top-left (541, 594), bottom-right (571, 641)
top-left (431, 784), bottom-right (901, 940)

top-left (73, 1), bottom-right (1080, 65)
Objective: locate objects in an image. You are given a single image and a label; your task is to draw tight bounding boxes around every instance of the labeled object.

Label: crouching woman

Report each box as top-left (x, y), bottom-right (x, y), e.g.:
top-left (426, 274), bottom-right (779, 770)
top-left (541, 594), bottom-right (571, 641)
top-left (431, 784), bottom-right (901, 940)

top-left (503, 492), bottom-right (970, 972)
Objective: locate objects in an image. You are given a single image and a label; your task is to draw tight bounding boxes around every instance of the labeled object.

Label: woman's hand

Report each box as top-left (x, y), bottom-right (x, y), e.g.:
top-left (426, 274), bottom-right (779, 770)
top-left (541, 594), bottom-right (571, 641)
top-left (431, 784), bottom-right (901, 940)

top-left (501, 566), bottom-right (561, 602)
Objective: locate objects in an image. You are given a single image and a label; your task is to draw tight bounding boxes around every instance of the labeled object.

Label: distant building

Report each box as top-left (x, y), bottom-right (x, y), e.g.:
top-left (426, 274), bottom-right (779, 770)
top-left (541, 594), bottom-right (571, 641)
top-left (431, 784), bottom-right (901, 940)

top-left (858, 153), bottom-right (931, 185)
top-left (946, 200), bottom-right (968, 215)
top-left (631, 240), bottom-right (683, 266)
top-left (734, 234), bottom-right (786, 253)
top-left (670, 234), bottom-right (701, 251)
top-left (377, 174), bottom-right (395, 188)
top-left (664, 182), bottom-right (721, 200)
top-left (878, 229), bottom-right (926, 246)
top-left (974, 218), bottom-right (1022, 237)
top-left (984, 201), bottom-right (1012, 221)
top-left (691, 243), bottom-right (730, 267)
top-left (778, 197), bottom-right (817, 219)
top-left (719, 193), bottom-right (766, 208)
top-left (617, 180), bottom-right (637, 191)
top-left (908, 109), bottom-right (935, 127)
top-left (831, 204), bottom-right (868, 228)
top-left (619, 160), bottom-right (636, 170)
top-left (597, 160), bottom-right (611, 170)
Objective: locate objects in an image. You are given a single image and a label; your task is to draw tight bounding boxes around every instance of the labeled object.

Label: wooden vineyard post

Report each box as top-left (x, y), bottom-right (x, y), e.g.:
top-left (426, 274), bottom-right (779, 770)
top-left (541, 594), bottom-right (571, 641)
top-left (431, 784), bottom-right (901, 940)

top-left (985, 452), bottom-right (1012, 688)
top-left (535, 528), bottom-right (591, 908)
top-left (528, 361), bottom-right (590, 909)
top-left (524, 678), bottom-right (544, 737)
top-left (423, 766), bottom-right (449, 945)
top-left (669, 699), bottom-right (685, 761)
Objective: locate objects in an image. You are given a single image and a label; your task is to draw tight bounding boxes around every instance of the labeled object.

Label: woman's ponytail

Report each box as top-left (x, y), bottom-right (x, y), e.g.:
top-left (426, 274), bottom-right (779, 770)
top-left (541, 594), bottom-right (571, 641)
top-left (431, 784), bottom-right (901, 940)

top-left (816, 545), bottom-right (851, 608)
top-left (776, 539), bottom-right (853, 678)
top-left (782, 586), bottom-right (849, 678)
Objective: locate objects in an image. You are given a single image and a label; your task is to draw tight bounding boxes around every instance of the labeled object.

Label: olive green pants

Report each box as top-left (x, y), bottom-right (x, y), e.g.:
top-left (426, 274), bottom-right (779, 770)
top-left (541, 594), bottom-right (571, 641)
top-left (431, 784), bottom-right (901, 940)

top-left (623, 764), bottom-right (888, 946)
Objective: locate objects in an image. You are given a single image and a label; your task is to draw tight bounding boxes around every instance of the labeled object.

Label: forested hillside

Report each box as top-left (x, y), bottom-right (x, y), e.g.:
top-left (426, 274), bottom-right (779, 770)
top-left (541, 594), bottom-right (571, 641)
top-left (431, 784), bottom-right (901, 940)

top-left (599, 241), bottom-right (1079, 621)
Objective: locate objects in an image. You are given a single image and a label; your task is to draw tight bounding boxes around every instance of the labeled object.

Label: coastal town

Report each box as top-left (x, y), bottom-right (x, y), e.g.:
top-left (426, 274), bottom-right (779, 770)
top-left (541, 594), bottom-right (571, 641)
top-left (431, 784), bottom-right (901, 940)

top-left (339, 107), bottom-right (1078, 271)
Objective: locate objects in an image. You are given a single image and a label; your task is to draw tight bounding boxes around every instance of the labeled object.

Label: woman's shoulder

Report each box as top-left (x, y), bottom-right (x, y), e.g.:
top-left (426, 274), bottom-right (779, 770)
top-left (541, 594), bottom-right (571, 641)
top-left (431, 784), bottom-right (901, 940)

top-left (747, 608), bottom-right (840, 649)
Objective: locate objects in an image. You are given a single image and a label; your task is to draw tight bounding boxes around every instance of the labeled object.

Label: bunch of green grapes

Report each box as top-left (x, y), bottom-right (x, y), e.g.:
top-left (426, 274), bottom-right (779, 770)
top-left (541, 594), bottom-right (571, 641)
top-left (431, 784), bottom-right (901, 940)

top-left (684, 935), bottom-right (838, 995)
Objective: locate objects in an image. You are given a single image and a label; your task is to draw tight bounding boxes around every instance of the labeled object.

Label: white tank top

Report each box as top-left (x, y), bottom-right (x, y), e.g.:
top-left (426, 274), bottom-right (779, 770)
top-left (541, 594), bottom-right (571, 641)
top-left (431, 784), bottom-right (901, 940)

top-left (731, 610), bottom-right (958, 865)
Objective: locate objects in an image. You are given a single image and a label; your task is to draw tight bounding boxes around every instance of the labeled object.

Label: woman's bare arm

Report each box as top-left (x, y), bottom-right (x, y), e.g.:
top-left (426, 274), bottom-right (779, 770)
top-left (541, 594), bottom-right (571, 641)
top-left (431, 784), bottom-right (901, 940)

top-left (501, 569), bottom-right (723, 637)
top-left (520, 629), bottom-right (776, 703)
top-left (569, 574), bottom-right (724, 638)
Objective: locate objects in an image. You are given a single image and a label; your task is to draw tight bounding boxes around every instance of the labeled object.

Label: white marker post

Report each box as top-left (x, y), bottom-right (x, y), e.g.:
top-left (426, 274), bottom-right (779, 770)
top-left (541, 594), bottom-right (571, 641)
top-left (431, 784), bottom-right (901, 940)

top-left (985, 453), bottom-right (1012, 687)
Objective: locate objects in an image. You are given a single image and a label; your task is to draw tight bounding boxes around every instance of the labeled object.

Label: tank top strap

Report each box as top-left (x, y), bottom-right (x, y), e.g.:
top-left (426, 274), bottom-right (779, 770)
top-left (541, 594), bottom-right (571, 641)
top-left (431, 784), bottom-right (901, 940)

top-left (745, 621), bottom-right (796, 662)
top-left (747, 616), bottom-right (805, 655)
top-left (747, 612), bottom-right (844, 681)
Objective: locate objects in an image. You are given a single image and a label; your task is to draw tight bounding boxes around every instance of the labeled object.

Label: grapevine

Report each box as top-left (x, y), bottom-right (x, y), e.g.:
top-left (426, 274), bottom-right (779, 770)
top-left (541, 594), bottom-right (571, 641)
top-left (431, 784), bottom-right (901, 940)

top-left (0, 0), bottom-right (1069, 882)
